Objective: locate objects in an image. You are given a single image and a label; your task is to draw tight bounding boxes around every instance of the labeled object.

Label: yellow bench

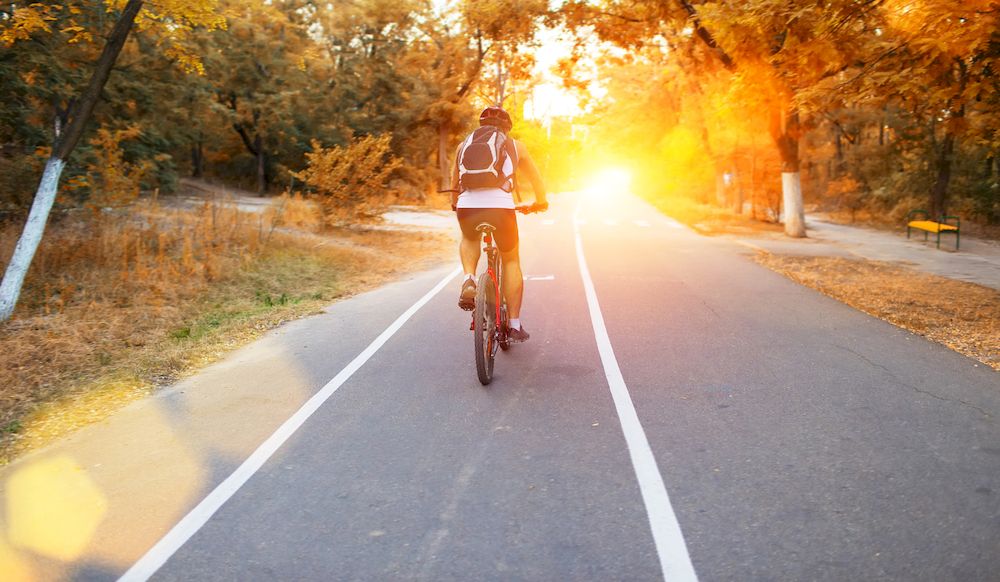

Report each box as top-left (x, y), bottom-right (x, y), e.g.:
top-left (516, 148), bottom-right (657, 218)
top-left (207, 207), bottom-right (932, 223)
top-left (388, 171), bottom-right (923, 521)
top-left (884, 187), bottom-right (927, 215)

top-left (906, 210), bottom-right (960, 250)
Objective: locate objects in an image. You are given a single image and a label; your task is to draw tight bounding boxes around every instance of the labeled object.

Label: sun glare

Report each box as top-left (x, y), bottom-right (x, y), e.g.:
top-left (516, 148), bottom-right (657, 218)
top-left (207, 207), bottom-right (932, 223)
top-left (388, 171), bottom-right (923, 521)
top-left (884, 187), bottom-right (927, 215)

top-left (585, 167), bottom-right (633, 198)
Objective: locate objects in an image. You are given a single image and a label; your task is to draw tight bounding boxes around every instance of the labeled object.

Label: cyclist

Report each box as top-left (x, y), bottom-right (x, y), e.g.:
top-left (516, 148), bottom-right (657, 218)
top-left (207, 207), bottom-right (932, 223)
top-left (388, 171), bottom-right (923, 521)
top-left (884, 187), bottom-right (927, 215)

top-left (450, 106), bottom-right (548, 343)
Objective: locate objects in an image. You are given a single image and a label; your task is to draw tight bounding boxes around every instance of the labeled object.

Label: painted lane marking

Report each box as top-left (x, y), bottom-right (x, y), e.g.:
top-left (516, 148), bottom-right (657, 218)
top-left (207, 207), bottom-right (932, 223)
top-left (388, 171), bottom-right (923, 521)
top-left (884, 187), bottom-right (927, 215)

top-left (524, 275), bottom-right (556, 281)
top-left (542, 219), bottom-right (556, 226)
top-left (575, 218), bottom-right (588, 226)
top-left (603, 219), bottom-right (619, 226)
top-left (635, 220), bottom-right (651, 228)
top-left (118, 267), bottom-right (462, 582)
top-left (573, 206), bottom-right (698, 582)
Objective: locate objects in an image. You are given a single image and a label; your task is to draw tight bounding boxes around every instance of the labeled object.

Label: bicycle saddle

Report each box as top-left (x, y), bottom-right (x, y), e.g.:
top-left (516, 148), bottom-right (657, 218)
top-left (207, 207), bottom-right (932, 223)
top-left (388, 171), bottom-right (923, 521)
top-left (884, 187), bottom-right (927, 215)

top-left (475, 222), bottom-right (496, 233)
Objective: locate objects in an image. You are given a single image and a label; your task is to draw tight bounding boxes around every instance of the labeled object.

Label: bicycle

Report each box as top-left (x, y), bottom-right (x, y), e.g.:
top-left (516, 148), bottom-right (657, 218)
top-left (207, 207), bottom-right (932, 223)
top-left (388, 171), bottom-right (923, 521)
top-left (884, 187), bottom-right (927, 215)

top-left (441, 190), bottom-right (546, 385)
top-left (465, 203), bottom-right (546, 384)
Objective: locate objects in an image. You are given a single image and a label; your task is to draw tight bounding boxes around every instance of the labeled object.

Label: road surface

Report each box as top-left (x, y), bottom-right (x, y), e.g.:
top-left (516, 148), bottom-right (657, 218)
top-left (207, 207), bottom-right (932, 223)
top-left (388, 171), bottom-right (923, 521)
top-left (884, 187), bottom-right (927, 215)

top-left (3, 191), bottom-right (998, 581)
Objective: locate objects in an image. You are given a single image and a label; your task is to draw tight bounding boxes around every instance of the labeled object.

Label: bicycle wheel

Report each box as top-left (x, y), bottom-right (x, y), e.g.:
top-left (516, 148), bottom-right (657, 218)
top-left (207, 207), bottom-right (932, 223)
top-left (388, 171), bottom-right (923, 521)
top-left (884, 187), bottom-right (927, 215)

top-left (498, 301), bottom-right (510, 351)
top-left (473, 272), bottom-right (496, 385)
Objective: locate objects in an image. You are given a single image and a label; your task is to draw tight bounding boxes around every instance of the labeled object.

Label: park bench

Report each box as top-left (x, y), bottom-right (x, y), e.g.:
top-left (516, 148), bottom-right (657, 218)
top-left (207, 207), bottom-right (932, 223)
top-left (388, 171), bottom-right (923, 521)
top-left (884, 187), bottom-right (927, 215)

top-left (906, 210), bottom-right (960, 250)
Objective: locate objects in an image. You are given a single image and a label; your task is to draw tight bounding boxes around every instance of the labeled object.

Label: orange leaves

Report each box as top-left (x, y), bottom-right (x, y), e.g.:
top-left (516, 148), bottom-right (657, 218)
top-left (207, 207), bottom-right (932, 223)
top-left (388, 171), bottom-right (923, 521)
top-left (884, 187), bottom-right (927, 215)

top-left (1, 0), bottom-right (226, 73)
top-left (83, 125), bottom-right (151, 212)
top-left (0, 3), bottom-right (59, 46)
top-left (295, 136), bottom-right (402, 225)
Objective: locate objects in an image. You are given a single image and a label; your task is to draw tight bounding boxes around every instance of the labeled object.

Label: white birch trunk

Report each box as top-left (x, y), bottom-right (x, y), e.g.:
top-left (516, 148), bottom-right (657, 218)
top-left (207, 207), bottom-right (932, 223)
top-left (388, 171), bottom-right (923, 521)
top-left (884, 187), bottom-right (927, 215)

top-left (781, 171), bottom-right (806, 238)
top-left (0, 158), bottom-right (66, 320)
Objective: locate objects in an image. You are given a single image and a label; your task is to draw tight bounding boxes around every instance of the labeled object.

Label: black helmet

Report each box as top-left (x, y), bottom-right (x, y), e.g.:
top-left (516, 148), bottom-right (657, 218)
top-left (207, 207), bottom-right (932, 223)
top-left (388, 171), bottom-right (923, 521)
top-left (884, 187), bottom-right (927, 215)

top-left (479, 106), bottom-right (512, 133)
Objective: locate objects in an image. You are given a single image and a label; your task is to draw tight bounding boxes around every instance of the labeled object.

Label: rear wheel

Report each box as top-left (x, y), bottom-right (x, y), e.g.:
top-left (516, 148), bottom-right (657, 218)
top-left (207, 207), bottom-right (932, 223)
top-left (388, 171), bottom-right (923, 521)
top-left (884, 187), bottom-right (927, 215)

top-left (473, 272), bottom-right (496, 385)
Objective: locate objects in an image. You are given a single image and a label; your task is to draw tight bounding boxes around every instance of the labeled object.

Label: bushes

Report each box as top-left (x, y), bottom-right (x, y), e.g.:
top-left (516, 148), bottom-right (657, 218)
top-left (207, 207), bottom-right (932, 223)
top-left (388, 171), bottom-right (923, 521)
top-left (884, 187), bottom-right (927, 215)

top-left (294, 135), bottom-right (402, 226)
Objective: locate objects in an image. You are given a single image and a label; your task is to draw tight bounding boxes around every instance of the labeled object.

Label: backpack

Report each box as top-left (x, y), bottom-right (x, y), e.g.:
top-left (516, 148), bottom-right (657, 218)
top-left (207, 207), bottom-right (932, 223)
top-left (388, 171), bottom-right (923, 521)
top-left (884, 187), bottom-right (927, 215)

top-left (457, 126), bottom-right (518, 192)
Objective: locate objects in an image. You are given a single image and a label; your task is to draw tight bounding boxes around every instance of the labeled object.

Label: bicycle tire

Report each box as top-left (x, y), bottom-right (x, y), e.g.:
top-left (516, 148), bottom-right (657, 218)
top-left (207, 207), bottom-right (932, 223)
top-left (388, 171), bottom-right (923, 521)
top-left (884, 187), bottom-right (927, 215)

top-left (473, 272), bottom-right (496, 385)
top-left (498, 301), bottom-right (510, 351)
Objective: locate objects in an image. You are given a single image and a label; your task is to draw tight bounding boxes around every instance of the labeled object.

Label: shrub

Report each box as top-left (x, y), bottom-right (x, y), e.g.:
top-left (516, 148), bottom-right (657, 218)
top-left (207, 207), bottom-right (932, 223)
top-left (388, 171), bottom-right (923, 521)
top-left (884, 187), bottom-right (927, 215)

top-left (294, 135), bottom-right (402, 226)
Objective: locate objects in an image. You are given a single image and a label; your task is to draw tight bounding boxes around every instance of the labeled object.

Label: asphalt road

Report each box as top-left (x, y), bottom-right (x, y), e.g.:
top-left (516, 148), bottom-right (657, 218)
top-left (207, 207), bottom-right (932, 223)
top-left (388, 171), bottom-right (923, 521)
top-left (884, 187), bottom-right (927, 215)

top-left (5, 191), bottom-right (1000, 581)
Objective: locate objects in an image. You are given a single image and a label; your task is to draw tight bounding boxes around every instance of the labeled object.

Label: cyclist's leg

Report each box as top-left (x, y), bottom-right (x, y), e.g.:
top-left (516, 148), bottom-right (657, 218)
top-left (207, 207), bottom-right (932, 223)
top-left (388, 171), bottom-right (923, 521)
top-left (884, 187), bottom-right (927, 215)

top-left (493, 209), bottom-right (522, 319)
top-left (500, 245), bottom-right (523, 319)
top-left (460, 236), bottom-right (479, 276)
top-left (455, 209), bottom-right (481, 276)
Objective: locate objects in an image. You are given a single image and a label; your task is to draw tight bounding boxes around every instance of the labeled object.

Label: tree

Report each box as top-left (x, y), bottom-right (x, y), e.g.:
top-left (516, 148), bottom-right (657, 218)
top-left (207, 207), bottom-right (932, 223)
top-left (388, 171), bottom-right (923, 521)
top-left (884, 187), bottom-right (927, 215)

top-left (557, 0), bottom-right (894, 236)
top-left (0, 0), bottom-right (225, 321)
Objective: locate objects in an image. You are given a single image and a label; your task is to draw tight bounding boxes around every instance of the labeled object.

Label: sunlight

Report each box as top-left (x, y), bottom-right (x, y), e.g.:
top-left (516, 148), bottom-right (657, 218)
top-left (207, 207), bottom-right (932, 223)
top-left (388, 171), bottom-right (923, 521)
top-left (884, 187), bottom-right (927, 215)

top-left (7, 456), bottom-right (107, 562)
top-left (585, 167), bottom-right (633, 198)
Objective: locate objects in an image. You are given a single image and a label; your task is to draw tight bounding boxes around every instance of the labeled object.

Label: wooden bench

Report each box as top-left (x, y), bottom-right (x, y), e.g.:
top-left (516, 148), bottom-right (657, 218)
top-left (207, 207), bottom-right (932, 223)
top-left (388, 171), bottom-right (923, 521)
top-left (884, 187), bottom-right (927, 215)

top-left (906, 210), bottom-right (960, 250)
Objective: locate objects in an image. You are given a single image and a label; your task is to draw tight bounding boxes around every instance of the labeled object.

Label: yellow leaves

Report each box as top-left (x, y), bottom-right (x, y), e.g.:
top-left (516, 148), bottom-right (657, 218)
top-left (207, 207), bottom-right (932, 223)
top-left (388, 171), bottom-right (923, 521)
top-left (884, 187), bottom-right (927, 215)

top-left (84, 125), bottom-right (151, 212)
top-left (0, 3), bottom-right (58, 46)
top-left (60, 24), bottom-right (92, 44)
top-left (2, 0), bottom-right (226, 74)
top-left (295, 136), bottom-right (402, 225)
top-left (164, 45), bottom-right (207, 75)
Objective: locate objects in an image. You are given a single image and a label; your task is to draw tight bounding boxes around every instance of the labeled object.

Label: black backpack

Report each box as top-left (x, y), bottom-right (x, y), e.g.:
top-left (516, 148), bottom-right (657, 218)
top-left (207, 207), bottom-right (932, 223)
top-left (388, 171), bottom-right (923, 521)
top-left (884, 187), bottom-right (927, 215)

top-left (457, 126), bottom-right (518, 192)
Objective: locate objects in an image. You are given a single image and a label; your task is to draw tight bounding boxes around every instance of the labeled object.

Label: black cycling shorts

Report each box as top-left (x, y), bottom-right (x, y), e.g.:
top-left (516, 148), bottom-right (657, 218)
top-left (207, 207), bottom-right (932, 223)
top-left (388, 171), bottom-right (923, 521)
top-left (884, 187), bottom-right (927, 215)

top-left (456, 208), bottom-right (519, 253)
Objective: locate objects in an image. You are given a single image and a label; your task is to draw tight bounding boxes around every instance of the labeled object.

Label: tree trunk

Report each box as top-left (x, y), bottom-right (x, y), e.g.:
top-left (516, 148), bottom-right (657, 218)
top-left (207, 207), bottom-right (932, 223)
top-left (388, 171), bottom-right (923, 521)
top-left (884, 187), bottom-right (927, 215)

top-left (931, 129), bottom-right (955, 219)
top-left (834, 130), bottom-right (844, 177)
top-left (438, 121), bottom-right (451, 191)
top-left (715, 169), bottom-right (726, 206)
top-left (0, 0), bottom-right (144, 322)
top-left (771, 106), bottom-right (806, 237)
top-left (731, 166), bottom-right (743, 215)
top-left (191, 139), bottom-right (204, 178)
top-left (255, 135), bottom-right (266, 195)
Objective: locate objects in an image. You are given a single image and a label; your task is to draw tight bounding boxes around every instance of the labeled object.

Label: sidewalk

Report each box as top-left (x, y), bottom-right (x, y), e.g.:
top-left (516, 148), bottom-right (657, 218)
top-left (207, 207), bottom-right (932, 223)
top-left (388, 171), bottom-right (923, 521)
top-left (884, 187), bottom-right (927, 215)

top-left (729, 216), bottom-right (1000, 291)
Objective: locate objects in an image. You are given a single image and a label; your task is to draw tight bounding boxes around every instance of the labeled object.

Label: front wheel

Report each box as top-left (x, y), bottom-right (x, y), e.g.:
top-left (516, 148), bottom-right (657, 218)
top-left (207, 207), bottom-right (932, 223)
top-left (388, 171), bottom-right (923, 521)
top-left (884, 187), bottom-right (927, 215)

top-left (473, 272), bottom-right (496, 385)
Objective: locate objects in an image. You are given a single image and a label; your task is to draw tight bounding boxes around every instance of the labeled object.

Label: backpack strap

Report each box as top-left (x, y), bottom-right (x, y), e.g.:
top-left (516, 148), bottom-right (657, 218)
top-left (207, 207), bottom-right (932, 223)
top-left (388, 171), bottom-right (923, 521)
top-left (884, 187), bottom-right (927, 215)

top-left (499, 137), bottom-right (518, 193)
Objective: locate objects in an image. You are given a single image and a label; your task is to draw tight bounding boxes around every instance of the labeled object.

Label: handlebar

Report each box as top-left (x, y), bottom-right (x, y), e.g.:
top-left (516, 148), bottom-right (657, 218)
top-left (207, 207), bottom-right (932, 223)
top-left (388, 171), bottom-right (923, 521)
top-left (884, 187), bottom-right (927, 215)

top-left (440, 189), bottom-right (548, 214)
top-left (516, 202), bottom-right (549, 214)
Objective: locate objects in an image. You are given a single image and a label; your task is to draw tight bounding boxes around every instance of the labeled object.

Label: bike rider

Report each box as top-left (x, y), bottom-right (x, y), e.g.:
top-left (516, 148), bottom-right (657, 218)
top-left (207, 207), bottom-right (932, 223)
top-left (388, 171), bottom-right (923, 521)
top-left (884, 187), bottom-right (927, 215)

top-left (450, 106), bottom-right (548, 343)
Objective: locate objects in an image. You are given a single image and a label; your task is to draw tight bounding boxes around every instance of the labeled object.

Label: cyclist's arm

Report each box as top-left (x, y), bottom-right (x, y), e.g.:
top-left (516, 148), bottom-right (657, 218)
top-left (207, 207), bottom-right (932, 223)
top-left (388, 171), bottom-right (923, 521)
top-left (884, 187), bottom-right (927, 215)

top-left (514, 141), bottom-right (547, 205)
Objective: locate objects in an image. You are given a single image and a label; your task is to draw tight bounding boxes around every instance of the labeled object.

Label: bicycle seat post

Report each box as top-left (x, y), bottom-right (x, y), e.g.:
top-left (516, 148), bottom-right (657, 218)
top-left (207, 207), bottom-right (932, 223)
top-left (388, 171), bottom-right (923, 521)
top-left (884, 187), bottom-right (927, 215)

top-left (476, 222), bottom-right (496, 248)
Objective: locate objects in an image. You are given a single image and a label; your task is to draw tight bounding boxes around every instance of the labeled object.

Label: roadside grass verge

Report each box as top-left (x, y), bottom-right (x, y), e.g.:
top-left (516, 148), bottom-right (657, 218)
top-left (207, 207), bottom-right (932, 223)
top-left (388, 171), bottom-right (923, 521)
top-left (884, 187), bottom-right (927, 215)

top-left (754, 253), bottom-right (1000, 371)
top-left (0, 200), bottom-right (453, 462)
top-left (648, 197), bottom-right (998, 371)
top-left (644, 196), bottom-right (784, 235)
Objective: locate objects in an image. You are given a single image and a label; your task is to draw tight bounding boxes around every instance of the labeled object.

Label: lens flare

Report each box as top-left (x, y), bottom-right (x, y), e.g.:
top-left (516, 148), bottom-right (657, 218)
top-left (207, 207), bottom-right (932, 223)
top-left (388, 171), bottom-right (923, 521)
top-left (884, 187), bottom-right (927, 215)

top-left (585, 167), bottom-right (633, 198)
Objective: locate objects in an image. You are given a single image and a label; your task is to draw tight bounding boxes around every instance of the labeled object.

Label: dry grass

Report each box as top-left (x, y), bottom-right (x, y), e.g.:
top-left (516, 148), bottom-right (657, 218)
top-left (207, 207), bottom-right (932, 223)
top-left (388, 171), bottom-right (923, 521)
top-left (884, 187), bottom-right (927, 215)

top-left (754, 253), bottom-right (1000, 370)
top-left (648, 196), bottom-right (784, 235)
top-left (0, 199), bottom-right (452, 461)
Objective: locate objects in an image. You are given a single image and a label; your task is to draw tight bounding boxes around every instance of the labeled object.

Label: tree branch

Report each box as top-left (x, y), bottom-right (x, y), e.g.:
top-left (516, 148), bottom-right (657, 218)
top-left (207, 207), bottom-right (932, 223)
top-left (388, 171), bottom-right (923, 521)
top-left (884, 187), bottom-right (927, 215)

top-left (674, 0), bottom-right (735, 71)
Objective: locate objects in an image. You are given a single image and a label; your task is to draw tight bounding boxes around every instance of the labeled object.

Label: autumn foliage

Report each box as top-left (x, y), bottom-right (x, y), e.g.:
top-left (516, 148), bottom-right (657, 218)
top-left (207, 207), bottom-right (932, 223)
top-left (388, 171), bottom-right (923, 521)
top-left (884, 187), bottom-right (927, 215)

top-left (295, 136), bottom-right (403, 225)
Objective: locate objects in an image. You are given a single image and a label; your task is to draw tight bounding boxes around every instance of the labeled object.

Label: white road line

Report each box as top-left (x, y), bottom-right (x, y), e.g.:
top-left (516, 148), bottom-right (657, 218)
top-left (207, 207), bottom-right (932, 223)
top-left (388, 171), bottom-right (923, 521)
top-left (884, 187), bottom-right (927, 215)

top-left (524, 275), bottom-right (556, 281)
top-left (573, 207), bottom-right (698, 582)
top-left (118, 267), bottom-right (462, 582)
top-left (635, 220), bottom-right (651, 228)
top-left (603, 219), bottom-right (619, 226)
top-left (542, 219), bottom-right (556, 225)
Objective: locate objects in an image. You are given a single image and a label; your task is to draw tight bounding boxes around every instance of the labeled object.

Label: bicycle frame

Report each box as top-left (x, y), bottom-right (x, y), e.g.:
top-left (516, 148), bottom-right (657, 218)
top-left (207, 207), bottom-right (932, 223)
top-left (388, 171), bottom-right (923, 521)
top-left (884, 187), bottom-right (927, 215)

top-left (483, 231), bottom-right (503, 334)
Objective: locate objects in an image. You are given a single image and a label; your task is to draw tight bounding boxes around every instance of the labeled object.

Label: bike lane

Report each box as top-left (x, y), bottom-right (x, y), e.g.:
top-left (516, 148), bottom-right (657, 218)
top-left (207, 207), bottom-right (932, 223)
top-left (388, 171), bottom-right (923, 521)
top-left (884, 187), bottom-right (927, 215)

top-left (575, 192), bottom-right (1000, 581)
top-left (145, 203), bottom-right (668, 580)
